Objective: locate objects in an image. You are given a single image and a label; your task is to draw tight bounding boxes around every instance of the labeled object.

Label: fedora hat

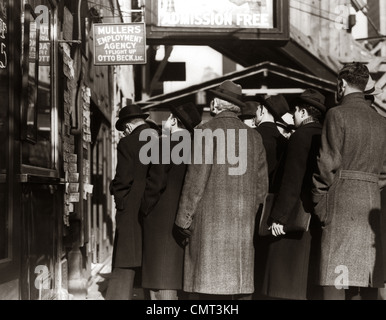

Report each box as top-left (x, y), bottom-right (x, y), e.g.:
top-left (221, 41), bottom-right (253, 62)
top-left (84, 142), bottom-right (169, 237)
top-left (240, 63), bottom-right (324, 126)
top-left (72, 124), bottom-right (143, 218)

top-left (365, 75), bottom-right (383, 96)
top-left (263, 95), bottom-right (290, 122)
top-left (293, 89), bottom-right (326, 113)
top-left (239, 101), bottom-right (260, 120)
top-left (115, 104), bottom-right (149, 131)
top-left (170, 102), bottom-right (202, 132)
top-left (209, 80), bottom-right (246, 108)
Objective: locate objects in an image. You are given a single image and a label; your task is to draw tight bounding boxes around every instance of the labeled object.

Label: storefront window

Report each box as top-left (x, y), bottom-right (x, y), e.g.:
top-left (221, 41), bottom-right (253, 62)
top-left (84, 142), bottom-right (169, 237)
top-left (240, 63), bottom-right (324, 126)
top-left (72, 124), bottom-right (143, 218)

top-left (22, 0), bottom-right (52, 169)
top-left (0, 0), bottom-right (8, 260)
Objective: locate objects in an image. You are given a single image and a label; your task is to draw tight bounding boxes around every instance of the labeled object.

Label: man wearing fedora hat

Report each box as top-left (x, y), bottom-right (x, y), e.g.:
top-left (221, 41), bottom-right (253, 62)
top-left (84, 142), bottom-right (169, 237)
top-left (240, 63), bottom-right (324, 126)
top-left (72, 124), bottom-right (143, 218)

top-left (140, 102), bottom-right (202, 301)
top-left (262, 88), bottom-right (326, 300)
top-left (312, 62), bottom-right (386, 300)
top-left (254, 94), bottom-right (292, 188)
top-left (251, 94), bottom-right (291, 298)
top-left (175, 80), bottom-right (269, 299)
top-left (106, 104), bottom-right (153, 300)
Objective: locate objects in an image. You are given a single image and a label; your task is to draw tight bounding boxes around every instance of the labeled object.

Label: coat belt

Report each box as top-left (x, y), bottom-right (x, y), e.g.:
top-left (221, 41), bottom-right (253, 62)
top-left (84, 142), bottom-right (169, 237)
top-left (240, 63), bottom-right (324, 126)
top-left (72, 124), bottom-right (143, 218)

top-left (339, 170), bottom-right (379, 183)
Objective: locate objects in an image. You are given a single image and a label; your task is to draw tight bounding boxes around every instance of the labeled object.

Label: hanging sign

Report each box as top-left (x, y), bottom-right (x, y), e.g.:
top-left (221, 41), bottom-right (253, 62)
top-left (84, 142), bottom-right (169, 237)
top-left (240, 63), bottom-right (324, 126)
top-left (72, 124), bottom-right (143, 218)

top-left (93, 23), bottom-right (146, 66)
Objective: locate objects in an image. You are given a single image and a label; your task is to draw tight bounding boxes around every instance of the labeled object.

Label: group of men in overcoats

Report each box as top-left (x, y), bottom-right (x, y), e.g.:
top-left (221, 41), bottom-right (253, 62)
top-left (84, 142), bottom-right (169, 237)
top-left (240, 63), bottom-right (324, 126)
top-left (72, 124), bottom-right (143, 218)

top-left (107, 61), bottom-right (386, 300)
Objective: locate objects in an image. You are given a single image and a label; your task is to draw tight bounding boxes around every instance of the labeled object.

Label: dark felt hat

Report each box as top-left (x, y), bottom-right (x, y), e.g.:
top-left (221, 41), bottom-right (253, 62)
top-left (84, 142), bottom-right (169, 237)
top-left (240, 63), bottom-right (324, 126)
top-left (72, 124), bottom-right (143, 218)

top-left (292, 89), bottom-right (326, 113)
top-left (209, 80), bottom-right (246, 108)
top-left (239, 101), bottom-right (260, 120)
top-left (115, 104), bottom-right (149, 131)
top-left (170, 102), bottom-right (202, 132)
top-left (263, 95), bottom-right (290, 122)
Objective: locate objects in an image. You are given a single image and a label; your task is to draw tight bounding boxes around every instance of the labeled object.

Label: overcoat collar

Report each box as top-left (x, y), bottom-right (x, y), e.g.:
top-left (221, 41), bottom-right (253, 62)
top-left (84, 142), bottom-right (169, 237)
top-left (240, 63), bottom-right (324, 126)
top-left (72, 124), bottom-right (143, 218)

top-left (131, 123), bottom-right (150, 135)
top-left (340, 92), bottom-right (367, 107)
top-left (214, 111), bottom-right (241, 121)
top-left (298, 121), bottom-right (323, 130)
top-left (258, 122), bottom-right (279, 130)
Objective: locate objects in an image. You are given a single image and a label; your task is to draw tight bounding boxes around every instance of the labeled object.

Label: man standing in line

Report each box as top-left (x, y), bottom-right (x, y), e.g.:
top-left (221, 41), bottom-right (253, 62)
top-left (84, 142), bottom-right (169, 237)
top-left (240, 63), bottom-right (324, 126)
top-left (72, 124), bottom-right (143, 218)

top-left (106, 104), bottom-right (153, 300)
top-left (263, 89), bottom-right (327, 300)
top-left (252, 94), bottom-right (291, 299)
top-left (312, 62), bottom-right (386, 300)
top-left (175, 80), bottom-right (269, 300)
top-left (140, 102), bottom-right (202, 300)
top-left (254, 94), bottom-right (291, 190)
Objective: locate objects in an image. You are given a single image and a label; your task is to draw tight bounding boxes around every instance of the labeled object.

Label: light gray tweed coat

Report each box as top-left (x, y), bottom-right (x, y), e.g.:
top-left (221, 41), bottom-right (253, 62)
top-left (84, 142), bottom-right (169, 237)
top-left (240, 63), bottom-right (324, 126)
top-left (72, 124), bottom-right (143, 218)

top-left (313, 93), bottom-right (386, 288)
top-left (175, 111), bottom-right (269, 295)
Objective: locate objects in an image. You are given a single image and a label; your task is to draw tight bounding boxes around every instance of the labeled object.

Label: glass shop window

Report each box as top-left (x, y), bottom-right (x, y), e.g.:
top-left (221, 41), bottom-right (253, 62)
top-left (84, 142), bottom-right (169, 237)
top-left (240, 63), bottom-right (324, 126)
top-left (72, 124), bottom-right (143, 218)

top-left (22, 0), bottom-right (54, 170)
top-left (0, 0), bottom-right (8, 261)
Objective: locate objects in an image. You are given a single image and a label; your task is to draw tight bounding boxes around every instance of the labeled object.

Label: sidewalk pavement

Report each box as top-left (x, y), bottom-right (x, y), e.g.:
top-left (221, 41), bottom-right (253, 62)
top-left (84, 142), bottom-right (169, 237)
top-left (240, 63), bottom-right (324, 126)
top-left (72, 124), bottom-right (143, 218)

top-left (85, 257), bottom-right (146, 300)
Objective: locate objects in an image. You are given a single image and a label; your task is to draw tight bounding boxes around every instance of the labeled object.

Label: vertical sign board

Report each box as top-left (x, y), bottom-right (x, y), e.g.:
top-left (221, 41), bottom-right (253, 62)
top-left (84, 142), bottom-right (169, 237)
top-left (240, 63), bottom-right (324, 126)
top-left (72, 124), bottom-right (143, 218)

top-left (38, 23), bottom-right (50, 66)
top-left (0, 0), bottom-right (7, 262)
top-left (0, 0), bottom-right (7, 70)
top-left (93, 23), bottom-right (146, 66)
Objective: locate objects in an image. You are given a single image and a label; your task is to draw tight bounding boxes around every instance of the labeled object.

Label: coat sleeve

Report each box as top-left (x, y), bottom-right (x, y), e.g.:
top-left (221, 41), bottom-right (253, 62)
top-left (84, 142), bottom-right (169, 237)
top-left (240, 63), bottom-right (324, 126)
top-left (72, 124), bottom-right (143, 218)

top-left (312, 110), bottom-right (344, 203)
top-left (175, 142), bottom-right (212, 229)
top-left (269, 130), bottom-right (311, 225)
top-left (255, 133), bottom-right (269, 208)
top-left (110, 139), bottom-right (135, 210)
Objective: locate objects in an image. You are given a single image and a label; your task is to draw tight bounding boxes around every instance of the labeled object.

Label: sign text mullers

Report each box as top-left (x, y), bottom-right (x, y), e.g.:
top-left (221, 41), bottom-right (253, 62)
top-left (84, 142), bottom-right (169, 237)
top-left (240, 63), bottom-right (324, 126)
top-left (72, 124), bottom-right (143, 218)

top-left (93, 23), bottom-right (146, 65)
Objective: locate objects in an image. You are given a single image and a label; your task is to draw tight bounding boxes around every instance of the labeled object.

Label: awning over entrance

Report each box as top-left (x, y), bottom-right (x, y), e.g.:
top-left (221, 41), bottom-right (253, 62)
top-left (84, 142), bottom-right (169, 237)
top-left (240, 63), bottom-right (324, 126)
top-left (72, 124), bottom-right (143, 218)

top-left (138, 61), bottom-right (337, 123)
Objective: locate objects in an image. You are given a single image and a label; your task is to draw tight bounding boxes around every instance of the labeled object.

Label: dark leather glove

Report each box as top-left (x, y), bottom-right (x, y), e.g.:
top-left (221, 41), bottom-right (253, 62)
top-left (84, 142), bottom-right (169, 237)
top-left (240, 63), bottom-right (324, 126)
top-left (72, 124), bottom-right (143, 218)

top-left (173, 224), bottom-right (192, 247)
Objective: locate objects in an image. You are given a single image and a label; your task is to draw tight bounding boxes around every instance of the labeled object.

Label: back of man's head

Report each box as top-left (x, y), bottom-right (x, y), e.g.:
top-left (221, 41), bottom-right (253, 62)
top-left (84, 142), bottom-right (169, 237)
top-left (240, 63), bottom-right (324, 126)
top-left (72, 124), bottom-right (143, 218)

top-left (338, 62), bottom-right (369, 92)
top-left (216, 98), bottom-right (241, 114)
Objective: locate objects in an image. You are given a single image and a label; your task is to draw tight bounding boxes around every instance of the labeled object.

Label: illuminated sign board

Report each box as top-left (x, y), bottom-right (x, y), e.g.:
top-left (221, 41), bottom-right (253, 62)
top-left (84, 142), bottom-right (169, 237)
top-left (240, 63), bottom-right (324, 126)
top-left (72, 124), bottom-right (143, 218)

top-left (146, 0), bottom-right (289, 43)
top-left (93, 23), bottom-right (147, 65)
top-left (158, 0), bottom-right (274, 29)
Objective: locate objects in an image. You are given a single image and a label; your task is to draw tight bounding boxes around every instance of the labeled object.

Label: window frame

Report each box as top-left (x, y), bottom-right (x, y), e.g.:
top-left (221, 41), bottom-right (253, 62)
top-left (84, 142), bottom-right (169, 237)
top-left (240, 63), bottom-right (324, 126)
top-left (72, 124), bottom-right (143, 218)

top-left (21, 1), bottom-right (59, 177)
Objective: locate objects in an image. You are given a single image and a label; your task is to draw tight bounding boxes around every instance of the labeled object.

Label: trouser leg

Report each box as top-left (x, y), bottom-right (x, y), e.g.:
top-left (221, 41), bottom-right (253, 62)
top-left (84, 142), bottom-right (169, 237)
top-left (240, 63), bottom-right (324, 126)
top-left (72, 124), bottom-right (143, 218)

top-left (347, 287), bottom-right (379, 300)
top-left (105, 268), bottom-right (135, 300)
top-left (150, 290), bottom-right (179, 300)
top-left (360, 287), bottom-right (379, 300)
top-left (321, 286), bottom-right (346, 300)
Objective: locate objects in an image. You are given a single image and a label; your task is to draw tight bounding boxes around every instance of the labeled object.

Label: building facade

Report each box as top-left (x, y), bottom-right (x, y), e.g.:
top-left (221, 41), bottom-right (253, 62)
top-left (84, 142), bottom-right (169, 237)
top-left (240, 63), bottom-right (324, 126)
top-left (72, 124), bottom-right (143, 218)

top-left (0, 0), bottom-right (385, 300)
top-left (0, 0), bottom-right (135, 300)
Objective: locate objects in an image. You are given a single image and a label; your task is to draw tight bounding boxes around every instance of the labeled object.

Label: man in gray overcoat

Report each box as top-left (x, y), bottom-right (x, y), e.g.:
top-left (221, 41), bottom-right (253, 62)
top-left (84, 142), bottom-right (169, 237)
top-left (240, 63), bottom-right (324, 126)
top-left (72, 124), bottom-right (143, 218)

top-left (312, 62), bottom-right (386, 300)
top-left (175, 80), bottom-right (269, 299)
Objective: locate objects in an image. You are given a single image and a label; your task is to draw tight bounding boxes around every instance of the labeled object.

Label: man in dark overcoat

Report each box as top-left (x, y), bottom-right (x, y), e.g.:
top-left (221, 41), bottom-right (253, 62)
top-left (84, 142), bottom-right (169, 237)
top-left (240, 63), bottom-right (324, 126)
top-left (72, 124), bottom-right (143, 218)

top-left (106, 104), bottom-right (153, 300)
top-left (255, 94), bottom-right (291, 192)
top-left (175, 80), bottom-right (269, 299)
top-left (140, 102), bottom-right (202, 300)
top-left (312, 62), bottom-right (386, 300)
top-left (263, 89), bottom-right (327, 300)
top-left (253, 94), bottom-right (291, 299)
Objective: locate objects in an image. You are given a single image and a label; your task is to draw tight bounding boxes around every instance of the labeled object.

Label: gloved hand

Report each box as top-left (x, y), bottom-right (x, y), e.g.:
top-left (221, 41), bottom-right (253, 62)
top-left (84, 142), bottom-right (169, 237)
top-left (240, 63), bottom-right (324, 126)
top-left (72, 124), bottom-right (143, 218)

top-left (173, 224), bottom-right (192, 247)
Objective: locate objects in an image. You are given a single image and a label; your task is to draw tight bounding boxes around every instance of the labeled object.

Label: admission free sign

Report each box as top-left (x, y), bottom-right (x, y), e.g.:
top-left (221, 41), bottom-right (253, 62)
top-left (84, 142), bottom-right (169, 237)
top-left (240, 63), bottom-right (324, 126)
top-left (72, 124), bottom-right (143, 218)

top-left (93, 23), bottom-right (146, 65)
